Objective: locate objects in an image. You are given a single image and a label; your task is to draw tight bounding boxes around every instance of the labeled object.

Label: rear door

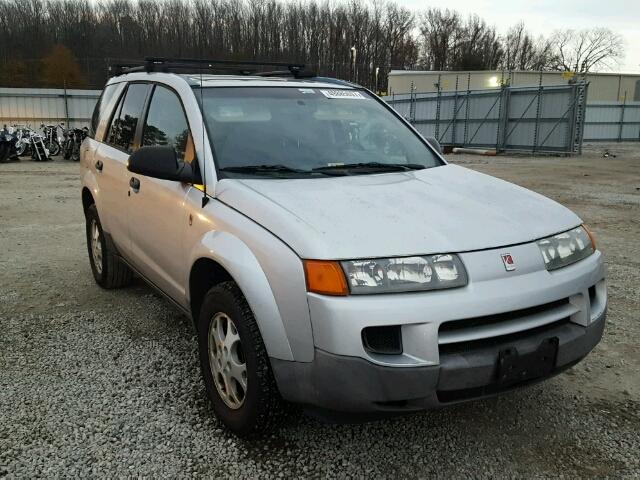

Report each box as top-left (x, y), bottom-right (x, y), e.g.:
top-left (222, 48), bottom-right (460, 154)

top-left (94, 82), bottom-right (152, 256)
top-left (82, 82), bottom-right (121, 176)
top-left (126, 84), bottom-right (198, 302)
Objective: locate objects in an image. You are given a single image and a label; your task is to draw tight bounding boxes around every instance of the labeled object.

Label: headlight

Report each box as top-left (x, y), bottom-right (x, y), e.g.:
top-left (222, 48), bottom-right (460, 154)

top-left (537, 225), bottom-right (595, 271)
top-left (341, 254), bottom-right (467, 294)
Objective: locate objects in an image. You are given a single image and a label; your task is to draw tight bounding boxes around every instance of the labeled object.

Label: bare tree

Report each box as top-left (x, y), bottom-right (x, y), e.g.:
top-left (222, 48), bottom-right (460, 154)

top-left (419, 9), bottom-right (503, 71)
top-left (551, 27), bottom-right (624, 73)
top-left (419, 8), bottom-right (460, 70)
top-left (502, 22), bottom-right (555, 71)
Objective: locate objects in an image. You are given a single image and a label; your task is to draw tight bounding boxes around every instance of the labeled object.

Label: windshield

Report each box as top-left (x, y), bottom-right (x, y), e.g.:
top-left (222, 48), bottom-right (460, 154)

top-left (199, 87), bottom-right (442, 178)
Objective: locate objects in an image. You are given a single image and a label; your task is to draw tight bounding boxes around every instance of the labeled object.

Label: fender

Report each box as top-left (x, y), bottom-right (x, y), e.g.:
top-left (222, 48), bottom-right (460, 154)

top-left (187, 230), bottom-right (295, 361)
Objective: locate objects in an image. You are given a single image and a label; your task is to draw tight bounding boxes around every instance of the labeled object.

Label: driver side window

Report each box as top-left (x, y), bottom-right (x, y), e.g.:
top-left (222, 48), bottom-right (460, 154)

top-left (142, 85), bottom-right (196, 164)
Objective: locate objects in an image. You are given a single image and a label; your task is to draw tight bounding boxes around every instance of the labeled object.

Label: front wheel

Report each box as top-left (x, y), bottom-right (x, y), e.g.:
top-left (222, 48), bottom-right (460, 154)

top-left (44, 139), bottom-right (61, 156)
top-left (198, 282), bottom-right (285, 436)
top-left (15, 141), bottom-right (26, 157)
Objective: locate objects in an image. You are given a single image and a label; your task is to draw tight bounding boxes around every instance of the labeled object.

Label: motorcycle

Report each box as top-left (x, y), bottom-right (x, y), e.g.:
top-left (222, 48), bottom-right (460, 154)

top-left (41, 122), bottom-right (64, 157)
top-left (0, 125), bottom-right (19, 163)
top-left (63, 126), bottom-right (88, 161)
top-left (13, 125), bottom-right (32, 157)
top-left (30, 130), bottom-right (51, 161)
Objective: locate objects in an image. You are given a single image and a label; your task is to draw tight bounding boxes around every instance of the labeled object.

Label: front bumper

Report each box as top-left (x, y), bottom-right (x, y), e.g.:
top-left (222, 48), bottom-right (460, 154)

top-left (271, 310), bottom-right (605, 413)
top-left (272, 245), bottom-right (606, 414)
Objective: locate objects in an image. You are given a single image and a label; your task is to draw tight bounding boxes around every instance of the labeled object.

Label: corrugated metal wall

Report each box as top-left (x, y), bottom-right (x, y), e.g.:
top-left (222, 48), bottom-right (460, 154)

top-left (384, 83), bottom-right (587, 154)
top-left (0, 87), bottom-right (101, 128)
top-left (584, 102), bottom-right (640, 142)
top-left (388, 71), bottom-right (640, 102)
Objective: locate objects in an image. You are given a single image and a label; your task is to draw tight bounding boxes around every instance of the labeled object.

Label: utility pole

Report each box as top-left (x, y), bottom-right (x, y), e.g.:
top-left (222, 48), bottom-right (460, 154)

top-left (350, 46), bottom-right (357, 83)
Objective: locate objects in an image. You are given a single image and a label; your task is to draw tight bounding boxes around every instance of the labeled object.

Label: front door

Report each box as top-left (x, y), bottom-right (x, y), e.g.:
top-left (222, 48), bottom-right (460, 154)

top-left (126, 84), bottom-right (198, 303)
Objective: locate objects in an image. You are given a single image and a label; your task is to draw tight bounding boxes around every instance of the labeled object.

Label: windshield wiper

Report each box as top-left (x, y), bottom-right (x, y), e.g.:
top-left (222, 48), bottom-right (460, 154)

top-left (312, 162), bottom-right (426, 173)
top-left (219, 164), bottom-right (309, 175)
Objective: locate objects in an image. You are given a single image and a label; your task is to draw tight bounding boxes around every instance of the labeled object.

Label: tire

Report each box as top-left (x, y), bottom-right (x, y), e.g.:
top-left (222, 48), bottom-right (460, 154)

top-left (198, 281), bottom-right (285, 436)
top-left (15, 141), bottom-right (26, 157)
top-left (85, 204), bottom-right (133, 289)
top-left (63, 140), bottom-right (72, 160)
top-left (44, 139), bottom-right (61, 157)
top-left (0, 143), bottom-right (9, 163)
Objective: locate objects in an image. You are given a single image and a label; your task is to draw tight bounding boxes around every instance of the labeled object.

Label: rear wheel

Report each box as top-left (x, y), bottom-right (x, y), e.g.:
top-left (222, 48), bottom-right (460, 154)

top-left (198, 281), bottom-right (285, 436)
top-left (85, 204), bottom-right (133, 288)
top-left (71, 144), bottom-right (80, 161)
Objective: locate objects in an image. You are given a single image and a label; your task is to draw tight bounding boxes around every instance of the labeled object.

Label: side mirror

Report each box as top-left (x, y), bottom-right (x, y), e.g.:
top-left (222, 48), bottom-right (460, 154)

top-left (127, 146), bottom-right (201, 183)
top-left (425, 136), bottom-right (442, 155)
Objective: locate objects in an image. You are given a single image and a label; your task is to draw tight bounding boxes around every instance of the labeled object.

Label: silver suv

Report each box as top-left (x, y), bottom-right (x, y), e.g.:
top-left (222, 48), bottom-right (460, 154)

top-left (81, 59), bottom-right (606, 436)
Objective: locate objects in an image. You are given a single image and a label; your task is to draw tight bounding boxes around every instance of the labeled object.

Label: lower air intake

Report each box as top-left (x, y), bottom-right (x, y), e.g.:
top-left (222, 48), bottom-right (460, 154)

top-left (362, 326), bottom-right (402, 355)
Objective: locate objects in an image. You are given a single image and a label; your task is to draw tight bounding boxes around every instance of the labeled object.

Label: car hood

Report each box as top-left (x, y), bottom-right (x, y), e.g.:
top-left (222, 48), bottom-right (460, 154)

top-left (215, 164), bottom-right (581, 259)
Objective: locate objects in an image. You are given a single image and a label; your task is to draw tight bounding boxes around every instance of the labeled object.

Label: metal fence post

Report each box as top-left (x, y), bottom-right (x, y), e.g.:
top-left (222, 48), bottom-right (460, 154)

top-left (463, 72), bottom-right (471, 145)
top-left (435, 74), bottom-right (442, 141)
top-left (576, 82), bottom-right (588, 154)
top-left (409, 82), bottom-right (415, 122)
top-left (495, 84), bottom-right (505, 152)
top-left (63, 80), bottom-right (70, 127)
top-left (498, 85), bottom-right (511, 151)
top-left (451, 75), bottom-right (459, 145)
top-left (618, 93), bottom-right (626, 142)
top-left (566, 84), bottom-right (577, 154)
top-left (532, 72), bottom-right (543, 153)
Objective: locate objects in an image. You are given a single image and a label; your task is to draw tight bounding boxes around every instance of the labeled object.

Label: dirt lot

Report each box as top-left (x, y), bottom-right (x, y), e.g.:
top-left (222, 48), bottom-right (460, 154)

top-left (1, 143), bottom-right (639, 478)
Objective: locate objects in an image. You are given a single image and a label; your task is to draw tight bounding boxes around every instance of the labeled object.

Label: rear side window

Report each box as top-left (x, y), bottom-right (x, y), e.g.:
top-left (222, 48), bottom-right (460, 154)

top-left (142, 85), bottom-right (195, 163)
top-left (90, 83), bottom-right (119, 139)
top-left (106, 83), bottom-right (151, 153)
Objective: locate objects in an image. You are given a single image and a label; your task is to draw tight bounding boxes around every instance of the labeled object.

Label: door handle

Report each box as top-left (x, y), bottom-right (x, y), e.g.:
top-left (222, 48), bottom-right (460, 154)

top-left (95, 160), bottom-right (103, 171)
top-left (129, 177), bottom-right (140, 191)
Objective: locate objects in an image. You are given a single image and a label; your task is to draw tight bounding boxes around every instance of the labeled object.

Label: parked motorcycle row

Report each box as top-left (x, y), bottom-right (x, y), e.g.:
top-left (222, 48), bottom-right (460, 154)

top-left (0, 122), bottom-right (88, 163)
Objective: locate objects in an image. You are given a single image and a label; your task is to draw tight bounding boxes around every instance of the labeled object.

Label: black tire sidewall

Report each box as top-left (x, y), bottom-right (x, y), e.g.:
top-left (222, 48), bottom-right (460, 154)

top-left (197, 285), bottom-right (267, 436)
top-left (85, 205), bottom-right (107, 286)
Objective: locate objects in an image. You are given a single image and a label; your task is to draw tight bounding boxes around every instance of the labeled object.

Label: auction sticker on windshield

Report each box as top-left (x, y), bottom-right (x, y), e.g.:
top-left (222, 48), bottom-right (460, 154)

top-left (321, 90), bottom-right (366, 99)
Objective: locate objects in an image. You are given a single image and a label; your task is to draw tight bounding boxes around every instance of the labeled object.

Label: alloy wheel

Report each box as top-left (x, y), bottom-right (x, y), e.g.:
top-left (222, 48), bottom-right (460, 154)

top-left (208, 312), bottom-right (247, 409)
top-left (90, 220), bottom-right (103, 274)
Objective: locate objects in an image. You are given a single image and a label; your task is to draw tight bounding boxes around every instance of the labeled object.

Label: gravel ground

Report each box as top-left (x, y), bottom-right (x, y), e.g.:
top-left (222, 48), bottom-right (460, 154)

top-left (1, 143), bottom-right (639, 478)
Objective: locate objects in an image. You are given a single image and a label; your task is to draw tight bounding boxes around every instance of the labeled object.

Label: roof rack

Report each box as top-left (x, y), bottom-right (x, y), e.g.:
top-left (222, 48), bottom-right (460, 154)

top-left (109, 57), bottom-right (316, 79)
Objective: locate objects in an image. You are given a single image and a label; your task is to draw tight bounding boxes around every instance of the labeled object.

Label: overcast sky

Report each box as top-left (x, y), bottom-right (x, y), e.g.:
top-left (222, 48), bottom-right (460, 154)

top-left (394, 0), bottom-right (640, 72)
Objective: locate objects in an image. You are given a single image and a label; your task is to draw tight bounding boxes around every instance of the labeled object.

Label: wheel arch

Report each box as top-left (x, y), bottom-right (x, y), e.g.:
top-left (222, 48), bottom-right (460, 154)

top-left (81, 186), bottom-right (95, 214)
top-left (187, 232), bottom-right (295, 362)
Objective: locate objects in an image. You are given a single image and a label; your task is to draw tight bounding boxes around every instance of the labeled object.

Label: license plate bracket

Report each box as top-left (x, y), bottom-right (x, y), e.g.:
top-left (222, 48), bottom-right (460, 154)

top-left (497, 337), bottom-right (559, 387)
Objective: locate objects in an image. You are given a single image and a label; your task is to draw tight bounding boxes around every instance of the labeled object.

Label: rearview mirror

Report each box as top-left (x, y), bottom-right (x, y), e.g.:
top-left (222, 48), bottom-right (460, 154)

top-left (127, 146), bottom-right (201, 183)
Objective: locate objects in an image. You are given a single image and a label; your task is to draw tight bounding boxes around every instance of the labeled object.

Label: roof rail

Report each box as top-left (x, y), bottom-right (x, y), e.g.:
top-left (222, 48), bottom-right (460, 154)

top-left (109, 57), bottom-right (315, 79)
top-left (313, 76), bottom-right (360, 88)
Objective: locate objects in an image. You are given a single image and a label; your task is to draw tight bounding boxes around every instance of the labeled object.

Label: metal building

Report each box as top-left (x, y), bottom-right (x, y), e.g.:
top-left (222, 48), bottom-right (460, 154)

top-left (0, 87), bottom-right (101, 128)
top-left (388, 70), bottom-right (640, 103)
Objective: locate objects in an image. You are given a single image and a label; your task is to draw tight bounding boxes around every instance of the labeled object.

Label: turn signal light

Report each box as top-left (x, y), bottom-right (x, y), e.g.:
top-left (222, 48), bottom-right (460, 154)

top-left (303, 260), bottom-right (348, 296)
top-left (582, 224), bottom-right (597, 250)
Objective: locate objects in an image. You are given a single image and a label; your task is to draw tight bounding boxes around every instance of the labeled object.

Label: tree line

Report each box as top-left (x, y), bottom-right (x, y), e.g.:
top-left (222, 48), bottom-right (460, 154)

top-left (0, 0), bottom-right (624, 91)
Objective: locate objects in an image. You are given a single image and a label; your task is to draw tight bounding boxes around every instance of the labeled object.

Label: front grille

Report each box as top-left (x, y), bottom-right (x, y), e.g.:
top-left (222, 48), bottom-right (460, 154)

top-left (440, 299), bottom-right (567, 334)
top-left (362, 326), bottom-right (403, 355)
top-left (438, 298), bottom-right (575, 353)
top-left (438, 317), bottom-right (570, 355)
